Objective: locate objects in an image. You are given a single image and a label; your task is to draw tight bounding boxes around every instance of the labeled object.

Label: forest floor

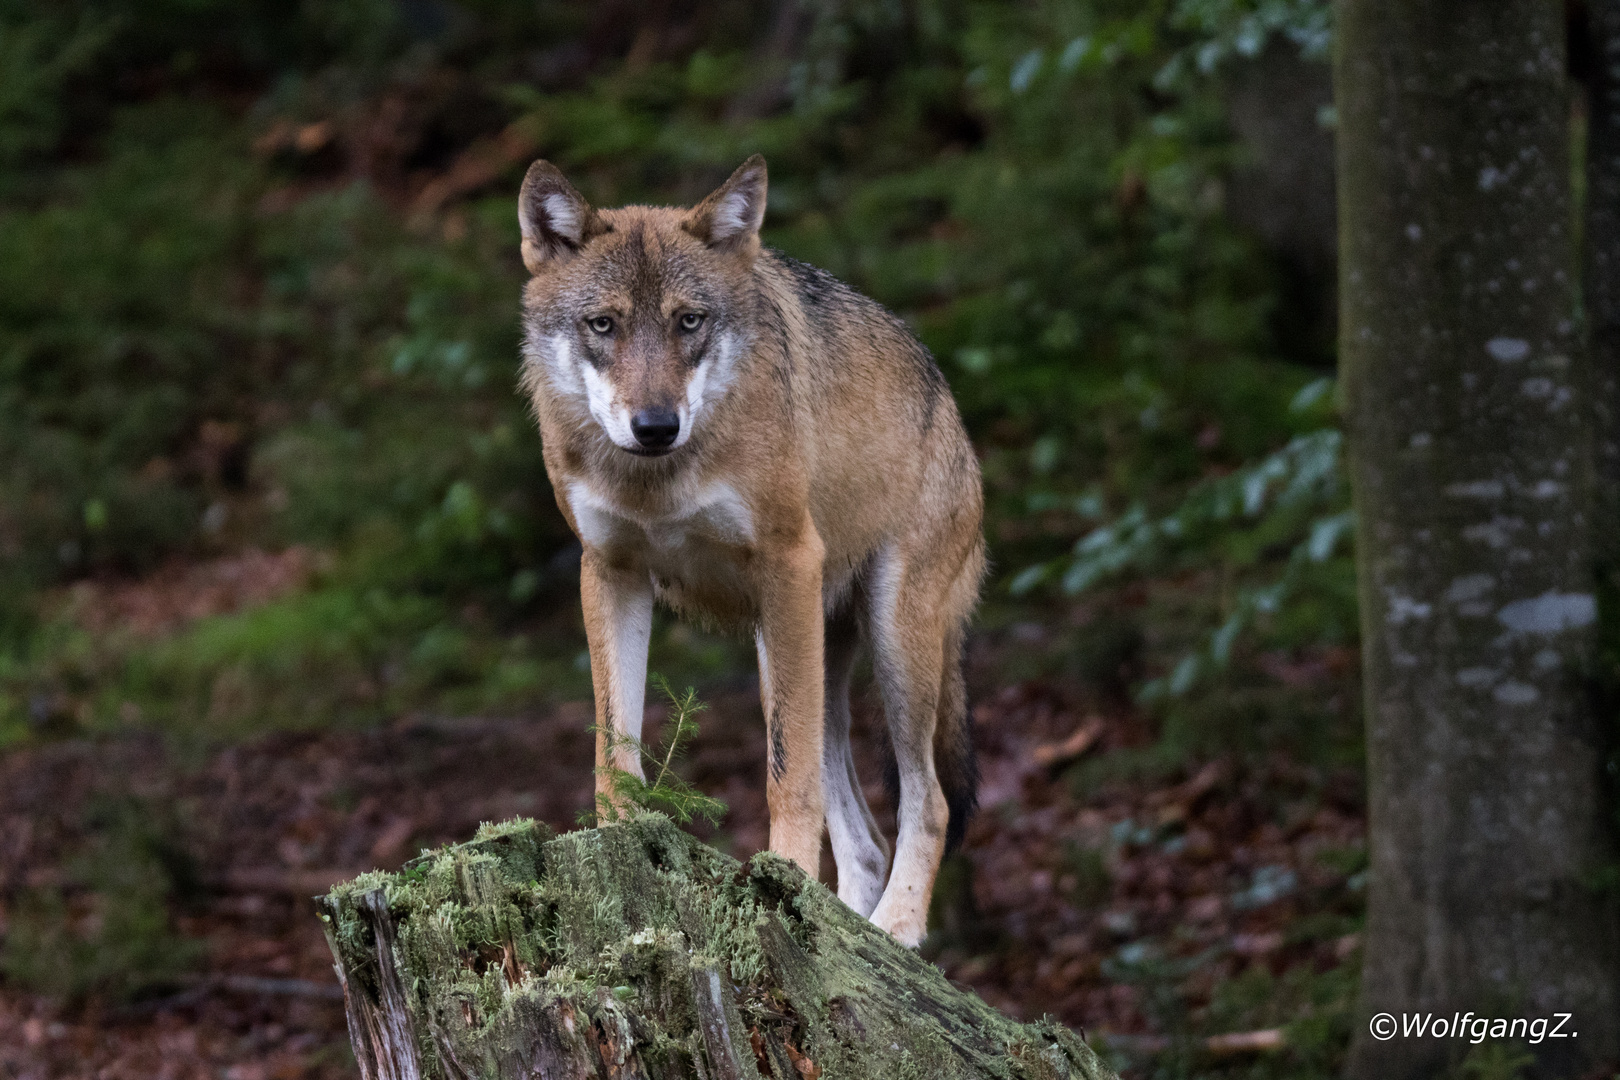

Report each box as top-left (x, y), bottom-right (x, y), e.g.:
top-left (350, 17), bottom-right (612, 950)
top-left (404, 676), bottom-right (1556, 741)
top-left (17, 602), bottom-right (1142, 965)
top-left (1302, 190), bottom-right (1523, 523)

top-left (0, 555), bottom-right (1367, 1080)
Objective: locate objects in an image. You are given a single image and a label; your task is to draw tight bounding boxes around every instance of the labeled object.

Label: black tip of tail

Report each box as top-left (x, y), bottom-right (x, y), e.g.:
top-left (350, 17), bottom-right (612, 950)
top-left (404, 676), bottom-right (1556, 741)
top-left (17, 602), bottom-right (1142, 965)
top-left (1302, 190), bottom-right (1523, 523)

top-left (878, 726), bottom-right (900, 820)
top-left (940, 724), bottom-right (978, 855)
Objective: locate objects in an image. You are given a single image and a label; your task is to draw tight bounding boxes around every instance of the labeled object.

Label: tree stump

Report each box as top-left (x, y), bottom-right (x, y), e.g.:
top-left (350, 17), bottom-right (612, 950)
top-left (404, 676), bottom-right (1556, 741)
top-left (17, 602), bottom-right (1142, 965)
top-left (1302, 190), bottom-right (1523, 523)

top-left (317, 813), bottom-right (1115, 1080)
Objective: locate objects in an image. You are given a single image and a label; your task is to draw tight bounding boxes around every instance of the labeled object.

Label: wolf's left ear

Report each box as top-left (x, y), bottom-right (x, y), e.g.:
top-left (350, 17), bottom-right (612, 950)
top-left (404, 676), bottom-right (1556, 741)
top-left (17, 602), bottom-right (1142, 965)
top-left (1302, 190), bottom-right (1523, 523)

top-left (519, 160), bottom-right (603, 274)
top-left (684, 155), bottom-right (767, 255)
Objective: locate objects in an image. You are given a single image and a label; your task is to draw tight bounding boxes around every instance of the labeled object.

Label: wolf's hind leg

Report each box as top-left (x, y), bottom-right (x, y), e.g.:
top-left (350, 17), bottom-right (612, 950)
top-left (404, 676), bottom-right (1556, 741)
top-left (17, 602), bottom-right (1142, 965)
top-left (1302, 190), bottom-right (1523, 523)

top-left (865, 546), bottom-right (949, 947)
top-left (822, 609), bottom-right (889, 917)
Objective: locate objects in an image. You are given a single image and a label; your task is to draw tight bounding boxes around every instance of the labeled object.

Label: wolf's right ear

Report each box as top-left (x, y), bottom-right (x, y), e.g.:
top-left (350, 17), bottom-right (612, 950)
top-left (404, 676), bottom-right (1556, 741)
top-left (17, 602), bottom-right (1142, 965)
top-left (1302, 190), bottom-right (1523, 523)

top-left (519, 160), bottom-right (601, 273)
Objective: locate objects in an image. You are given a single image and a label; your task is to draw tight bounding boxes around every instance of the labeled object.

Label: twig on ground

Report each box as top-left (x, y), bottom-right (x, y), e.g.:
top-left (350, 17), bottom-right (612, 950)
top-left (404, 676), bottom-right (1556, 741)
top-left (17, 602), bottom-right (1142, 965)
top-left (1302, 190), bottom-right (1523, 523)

top-left (1100, 1028), bottom-right (1286, 1058)
top-left (103, 975), bottom-right (344, 1021)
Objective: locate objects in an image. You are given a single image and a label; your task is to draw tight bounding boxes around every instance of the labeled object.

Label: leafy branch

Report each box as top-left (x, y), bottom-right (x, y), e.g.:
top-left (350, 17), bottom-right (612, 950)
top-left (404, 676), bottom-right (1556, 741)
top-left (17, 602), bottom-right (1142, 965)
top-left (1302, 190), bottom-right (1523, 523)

top-left (1158, 0), bottom-right (1332, 88)
top-left (995, 0), bottom-right (1331, 100)
top-left (1013, 382), bottom-right (1351, 699)
top-left (589, 674), bottom-right (727, 828)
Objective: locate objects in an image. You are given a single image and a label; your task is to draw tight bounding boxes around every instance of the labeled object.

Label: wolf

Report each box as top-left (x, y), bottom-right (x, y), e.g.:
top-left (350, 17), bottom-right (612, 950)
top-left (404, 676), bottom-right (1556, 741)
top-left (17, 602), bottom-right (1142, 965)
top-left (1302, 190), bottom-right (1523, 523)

top-left (517, 155), bottom-right (984, 945)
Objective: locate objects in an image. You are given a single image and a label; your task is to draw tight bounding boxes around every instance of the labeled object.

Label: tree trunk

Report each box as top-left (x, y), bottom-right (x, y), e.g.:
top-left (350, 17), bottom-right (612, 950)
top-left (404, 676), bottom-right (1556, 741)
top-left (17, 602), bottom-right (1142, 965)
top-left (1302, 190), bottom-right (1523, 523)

top-left (1336, 2), bottom-right (1620, 1077)
top-left (317, 815), bottom-right (1115, 1080)
top-left (1592, 0), bottom-right (1620, 545)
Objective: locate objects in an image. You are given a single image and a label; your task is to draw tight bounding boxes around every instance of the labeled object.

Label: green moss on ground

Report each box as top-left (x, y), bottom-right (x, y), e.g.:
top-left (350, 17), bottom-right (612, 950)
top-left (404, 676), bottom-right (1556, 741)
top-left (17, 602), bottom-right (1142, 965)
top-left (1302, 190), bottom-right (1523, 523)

top-left (320, 813), bottom-right (1115, 1079)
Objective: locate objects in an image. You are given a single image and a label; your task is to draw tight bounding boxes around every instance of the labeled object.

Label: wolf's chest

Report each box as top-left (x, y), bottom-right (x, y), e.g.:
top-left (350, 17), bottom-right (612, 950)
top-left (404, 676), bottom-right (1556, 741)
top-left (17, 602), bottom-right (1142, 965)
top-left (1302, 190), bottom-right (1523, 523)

top-left (565, 479), bottom-right (759, 620)
top-left (566, 479), bottom-right (759, 622)
top-left (567, 479), bottom-right (754, 551)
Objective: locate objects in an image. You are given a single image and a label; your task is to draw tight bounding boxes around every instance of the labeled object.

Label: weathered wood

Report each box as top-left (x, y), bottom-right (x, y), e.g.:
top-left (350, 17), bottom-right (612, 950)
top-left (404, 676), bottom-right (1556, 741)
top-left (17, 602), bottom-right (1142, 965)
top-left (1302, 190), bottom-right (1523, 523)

top-left (318, 814), bottom-right (1115, 1080)
top-left (321, 888), bottom-right (426, 1080)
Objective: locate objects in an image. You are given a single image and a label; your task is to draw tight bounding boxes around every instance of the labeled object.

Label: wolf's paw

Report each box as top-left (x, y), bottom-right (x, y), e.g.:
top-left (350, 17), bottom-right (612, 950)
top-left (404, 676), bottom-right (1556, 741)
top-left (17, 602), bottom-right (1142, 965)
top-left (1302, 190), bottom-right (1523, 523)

top-left (869, 899), bottom-right (927, 948)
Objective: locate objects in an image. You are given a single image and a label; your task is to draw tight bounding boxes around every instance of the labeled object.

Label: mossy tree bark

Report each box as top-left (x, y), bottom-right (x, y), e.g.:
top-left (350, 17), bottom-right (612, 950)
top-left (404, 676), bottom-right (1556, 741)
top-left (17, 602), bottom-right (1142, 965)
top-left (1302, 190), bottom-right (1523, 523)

top-left (318, 815), bottom-right (1115, 1080)
top-left (1336, 2), bottom-right (1620, 1077)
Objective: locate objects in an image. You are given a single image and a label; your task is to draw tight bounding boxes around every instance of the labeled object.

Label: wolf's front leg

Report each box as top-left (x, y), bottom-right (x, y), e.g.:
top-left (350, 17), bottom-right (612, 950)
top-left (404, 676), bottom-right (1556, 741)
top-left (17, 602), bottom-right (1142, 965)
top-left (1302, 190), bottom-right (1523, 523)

top-left (755, 531), bottom-right (827, 880)
top-left (580, 550), bottom-right (654, 809)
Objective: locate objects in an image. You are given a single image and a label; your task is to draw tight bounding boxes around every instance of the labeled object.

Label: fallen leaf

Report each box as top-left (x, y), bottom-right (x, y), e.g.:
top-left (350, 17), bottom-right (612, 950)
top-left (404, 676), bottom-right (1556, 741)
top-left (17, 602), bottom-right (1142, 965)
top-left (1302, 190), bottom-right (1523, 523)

top-left (294, 121), bottom-right (333, 154)
top-left (783, 1040), bottom-right (821, 1079)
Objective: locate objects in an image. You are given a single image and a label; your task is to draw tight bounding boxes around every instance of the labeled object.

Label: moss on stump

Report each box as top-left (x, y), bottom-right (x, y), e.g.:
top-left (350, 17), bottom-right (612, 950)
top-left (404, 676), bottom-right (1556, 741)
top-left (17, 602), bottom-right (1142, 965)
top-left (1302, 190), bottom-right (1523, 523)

top-left (318, 813), bottom-right (1115, 1080)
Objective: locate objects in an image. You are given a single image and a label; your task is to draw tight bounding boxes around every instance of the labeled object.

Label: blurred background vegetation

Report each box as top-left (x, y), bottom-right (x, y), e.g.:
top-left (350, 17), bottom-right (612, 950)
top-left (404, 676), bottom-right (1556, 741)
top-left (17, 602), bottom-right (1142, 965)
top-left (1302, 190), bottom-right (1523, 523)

top-left (0, 0), bottom-right (1351, 746)
top-left (0, 1), bottom-right (1376, 1074)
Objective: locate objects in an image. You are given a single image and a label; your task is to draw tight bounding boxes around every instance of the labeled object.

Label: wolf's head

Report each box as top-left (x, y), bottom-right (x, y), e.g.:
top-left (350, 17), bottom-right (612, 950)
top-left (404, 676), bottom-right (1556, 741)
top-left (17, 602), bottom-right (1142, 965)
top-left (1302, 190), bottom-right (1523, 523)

top-left (518, 156), bottom-right (767, 458)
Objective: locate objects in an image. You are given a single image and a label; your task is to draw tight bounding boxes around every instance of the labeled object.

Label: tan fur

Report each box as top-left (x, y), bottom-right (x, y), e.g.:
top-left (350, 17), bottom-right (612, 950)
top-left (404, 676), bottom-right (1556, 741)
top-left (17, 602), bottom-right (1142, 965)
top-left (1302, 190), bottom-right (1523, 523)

top-left (518, 156), bottom-right (984, 945)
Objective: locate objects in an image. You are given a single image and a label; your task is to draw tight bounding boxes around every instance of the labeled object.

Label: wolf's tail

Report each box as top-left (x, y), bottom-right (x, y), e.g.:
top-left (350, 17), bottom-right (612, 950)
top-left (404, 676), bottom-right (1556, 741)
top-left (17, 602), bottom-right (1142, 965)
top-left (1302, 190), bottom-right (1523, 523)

top-left (935, 621), bottom-right (978, 853)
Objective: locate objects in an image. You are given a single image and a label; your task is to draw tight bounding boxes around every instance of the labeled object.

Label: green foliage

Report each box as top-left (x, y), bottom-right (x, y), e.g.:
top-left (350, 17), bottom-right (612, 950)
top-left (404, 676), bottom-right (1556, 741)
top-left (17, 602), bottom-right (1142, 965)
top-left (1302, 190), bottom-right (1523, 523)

top-left (1451, 1044), bottom-right (1535, 1080)
top-left (0, 795), bottom-right (203, 1003)
top-left (0, 10), bottom-right (117, 173)
top-left (591, 675), bottom-right (727, 829)
top-left (0, 110), bottom-right (558, 587)
top-left (968, 0), bottom-right (1348, 704)
top-left (1014, 390), bottom-right (1351, 700)
top-left (0, 0), bottom-right (1348, 735)
top-left (831, 0), bottom-right (1345, 707)
top-left (0, 103), bottom-right (253, 595)
top-left (1014, 425), bottom-right (1342, 595)
top-left (1202, 962), bottom-right (1355, 1079)
top-left (1094, 952), bottom-right (1353, 1078)
top-left (1159, 0), bottom-right (1332, 86)
top-left (2, 577), bottom-right (592, 740)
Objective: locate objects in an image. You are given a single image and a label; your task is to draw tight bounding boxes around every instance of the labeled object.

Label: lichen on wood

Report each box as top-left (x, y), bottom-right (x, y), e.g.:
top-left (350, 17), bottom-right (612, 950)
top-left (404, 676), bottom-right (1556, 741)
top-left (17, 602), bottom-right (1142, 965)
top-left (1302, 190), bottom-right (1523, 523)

top-left (318, 813), bottom-right (1115, 1080)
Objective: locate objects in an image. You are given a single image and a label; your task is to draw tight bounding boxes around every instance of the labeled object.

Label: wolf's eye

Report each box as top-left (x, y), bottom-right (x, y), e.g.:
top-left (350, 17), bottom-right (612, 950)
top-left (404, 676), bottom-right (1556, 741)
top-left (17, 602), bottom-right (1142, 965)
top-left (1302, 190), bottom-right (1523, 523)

top-left (587, 316), bottom-right (614, 335)
top-left (678, 312), bottom-right (705, 332)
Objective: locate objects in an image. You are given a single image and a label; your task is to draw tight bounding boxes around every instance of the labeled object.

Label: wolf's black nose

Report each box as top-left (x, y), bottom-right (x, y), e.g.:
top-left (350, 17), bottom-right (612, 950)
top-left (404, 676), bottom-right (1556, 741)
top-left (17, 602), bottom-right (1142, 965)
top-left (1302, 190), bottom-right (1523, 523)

top-left (630, 409), bottom-right (680, 449)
